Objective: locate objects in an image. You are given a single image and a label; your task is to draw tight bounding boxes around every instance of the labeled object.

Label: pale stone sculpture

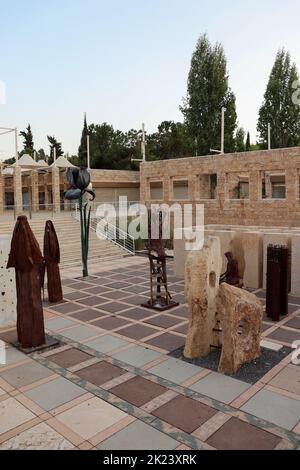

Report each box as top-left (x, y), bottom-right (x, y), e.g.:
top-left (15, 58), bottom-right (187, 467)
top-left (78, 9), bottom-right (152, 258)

top-left (217, 283), bottom-right (262, 375)
top-left (0, 235), bottom-right (17, 328)
top-left (184, 237), bottom-right (222, 359)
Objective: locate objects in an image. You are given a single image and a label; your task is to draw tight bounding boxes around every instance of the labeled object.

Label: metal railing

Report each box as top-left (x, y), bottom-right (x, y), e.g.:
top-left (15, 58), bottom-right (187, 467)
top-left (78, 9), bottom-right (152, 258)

top-left (72, 204), bottom-right (135, 256)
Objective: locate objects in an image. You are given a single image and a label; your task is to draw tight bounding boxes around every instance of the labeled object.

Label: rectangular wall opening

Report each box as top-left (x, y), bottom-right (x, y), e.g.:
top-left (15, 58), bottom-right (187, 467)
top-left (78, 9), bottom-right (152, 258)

top-left (150, 181), bottom-right (163, 200)
top-left (199, 174), bottom-right (218, 199)
top-left (172, 179), bottom-right (189, 200)
top-left (227, 172), bottom-right (250, 200)
top-left (261, 172), bottom-right (286, 199)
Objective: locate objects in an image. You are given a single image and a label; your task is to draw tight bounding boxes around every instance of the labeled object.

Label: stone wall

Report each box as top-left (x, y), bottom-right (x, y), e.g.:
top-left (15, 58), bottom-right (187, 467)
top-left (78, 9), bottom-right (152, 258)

top-left (140, 147), bottom-right (300, 227)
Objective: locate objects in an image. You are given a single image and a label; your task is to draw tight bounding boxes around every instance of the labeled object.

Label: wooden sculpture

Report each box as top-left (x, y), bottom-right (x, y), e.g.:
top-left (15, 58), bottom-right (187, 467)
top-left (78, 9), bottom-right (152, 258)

top-left (44, 220), bottom-right (63, 303)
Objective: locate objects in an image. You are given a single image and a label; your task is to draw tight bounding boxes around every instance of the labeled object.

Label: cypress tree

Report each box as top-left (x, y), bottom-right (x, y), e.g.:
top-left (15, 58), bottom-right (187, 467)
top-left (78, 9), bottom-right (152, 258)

top-left (78, 113), bottom-right (89, 167)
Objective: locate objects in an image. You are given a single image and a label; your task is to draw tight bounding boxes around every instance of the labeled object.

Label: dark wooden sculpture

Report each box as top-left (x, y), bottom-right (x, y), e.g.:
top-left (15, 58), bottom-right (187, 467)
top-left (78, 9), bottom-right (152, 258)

top-left (7, 216), bottom-right (46, 349)
top-left (142, 210), bottom-right (179, 311)
top-left (266, 244), bottom-right (289, 321)
top-left (44, 220), bottom-right (63, 303)
top-left (220, 252), bottom-right (244, 288)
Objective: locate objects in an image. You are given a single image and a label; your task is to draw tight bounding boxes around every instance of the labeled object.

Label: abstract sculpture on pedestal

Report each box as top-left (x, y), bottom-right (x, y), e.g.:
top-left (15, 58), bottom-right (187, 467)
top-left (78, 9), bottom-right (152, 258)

top-left (43, 220), bottom-right (63, 303)
top-left (7, 216), bottom-right (45, 349)
top-left (220, 252), bottom-right (244, 288)
top-left (142, 210), bottom-right (179, 311)
top-left (64, 168), bottom-right (96, 278)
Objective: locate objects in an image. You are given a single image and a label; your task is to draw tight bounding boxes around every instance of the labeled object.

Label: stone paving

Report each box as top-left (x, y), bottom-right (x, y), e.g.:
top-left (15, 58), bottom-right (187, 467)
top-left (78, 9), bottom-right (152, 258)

top-left (0, 257), bottom-right (300, 450)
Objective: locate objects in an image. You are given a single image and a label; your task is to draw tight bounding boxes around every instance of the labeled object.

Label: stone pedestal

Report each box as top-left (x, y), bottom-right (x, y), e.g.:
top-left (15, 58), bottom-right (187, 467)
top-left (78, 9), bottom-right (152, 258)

top-left (184, 236), bottom-right (222, 359)
top-left (230, 232), bottom-right (263, 289)
top-left (13, 166), bottom-right (23, 216)
top-left (51, 167), bottom-right (60, 213)
top-left (0, 235), bottom-right (17, 328)
top-left (31, 170), bottom-right (39, 212)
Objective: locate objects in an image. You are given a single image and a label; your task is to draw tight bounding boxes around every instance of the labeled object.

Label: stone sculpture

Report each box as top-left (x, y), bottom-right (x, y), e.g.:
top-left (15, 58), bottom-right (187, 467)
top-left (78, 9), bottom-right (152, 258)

top-left (7, 216), bottom-right (45, 349)
top-left (184, 237), bottom-right (222, 359)
top-left (43, 220), bottom-right (63, 303)
top-left (217, 283), bottom-right (262, 374)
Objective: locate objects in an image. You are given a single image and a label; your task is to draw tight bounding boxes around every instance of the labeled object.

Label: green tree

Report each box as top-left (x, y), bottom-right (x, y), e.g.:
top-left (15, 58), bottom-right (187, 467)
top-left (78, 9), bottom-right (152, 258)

top-left (37, 148), bottom-right (47, 162)
top-left (181, 34), bottom-right (237, 155)
top-left (19, 124), bottom-right (34, 156)
top-left (78, 113), bottom-right (89, 167)
top-left (47, 136), bottom-right (63, 165)
top-left (235, 127), bottom-right (246, 152)
top-left (245, 132), bottom-right (251, 152)
top-left (146, 121), bottom-right (192, 160)
top-left (257, 49), bottom-right (300, 148)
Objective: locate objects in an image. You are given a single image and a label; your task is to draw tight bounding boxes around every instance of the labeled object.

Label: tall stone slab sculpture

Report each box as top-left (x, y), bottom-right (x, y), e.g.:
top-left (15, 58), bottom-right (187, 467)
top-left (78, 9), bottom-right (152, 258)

top-left (0, 235), bottom-right (17, 328)
top-left (7, 216), bottom-right (45, 349)
top-left (184, 237), bottom-right (222, 359)
top-left (217, 283), bottom-right (262, 375)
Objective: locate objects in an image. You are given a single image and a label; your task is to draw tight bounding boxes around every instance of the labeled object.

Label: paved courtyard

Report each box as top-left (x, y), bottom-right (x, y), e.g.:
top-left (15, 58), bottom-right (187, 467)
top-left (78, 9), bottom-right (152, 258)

top-left (0, 257), bottom-right (300, 450)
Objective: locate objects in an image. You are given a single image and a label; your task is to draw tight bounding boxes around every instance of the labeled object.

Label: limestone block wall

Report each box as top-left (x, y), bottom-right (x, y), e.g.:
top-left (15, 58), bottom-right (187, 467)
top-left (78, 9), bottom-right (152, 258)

top-left (140, 147), bottom-right (300, 227)
top-left (0, 235), bottom-right (17, 328)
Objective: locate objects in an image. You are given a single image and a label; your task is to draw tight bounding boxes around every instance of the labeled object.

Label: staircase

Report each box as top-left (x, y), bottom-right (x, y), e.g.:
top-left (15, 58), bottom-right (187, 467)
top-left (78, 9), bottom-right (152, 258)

top-left (0, 214), bottom-right (128, 269)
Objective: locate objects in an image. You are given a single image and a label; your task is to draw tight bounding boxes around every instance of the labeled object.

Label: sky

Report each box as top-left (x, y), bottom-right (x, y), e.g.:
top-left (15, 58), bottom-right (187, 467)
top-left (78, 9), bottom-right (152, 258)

top-left (1, 0), bottom-right (300, 159)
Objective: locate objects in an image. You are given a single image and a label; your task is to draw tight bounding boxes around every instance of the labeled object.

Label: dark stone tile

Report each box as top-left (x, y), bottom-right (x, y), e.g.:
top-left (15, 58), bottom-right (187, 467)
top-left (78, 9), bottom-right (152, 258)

top-left (102, 290), bottom-right (132, 301)
top-left (83, 285), bottom-right (113, 295)
top-left (76, 361), bottom-right (126, 386)
top-left (123, 295), bottom-right (150, 306)
top-left (63, 292), bottom-right (91, 301)
top-left (121, 285), bottom-right (149, 294)
top-left (267, 327), bottom-right (300, 345)
top-left (166, 306), bottom-right (189, 319)
top-left (0, 329), bottom-right (18, 344)
top-left (261, 322), bottom-right (273, 333)
top-left (47, 348), bottom-right (92, 368)
top-left (284, 316), bottom-right (300, 330)
top-left (110, 376), bottom-right (166, 407)
top-left (207, 418), bottom-right (281, 450)
top-left (173, 323), bottom-right (189, 335)
top-left (92, 317), bottom-right (129, 331)
top-left (98, 302), bottom-right (130, 314)
top-left (119, 308), bottom-right (154, 321)
top-left (104, 282), bottom-right (132, 289)
top-left (146, 333), bottom-right (185, 352)
top-left (117, 324), bottom-right (158, 340)
top-left (145, 315), bottom-right (183, 329)
top-left (288, 304), bottom-right (300, 314)
top-left (49, 303), bottom-right (84, 314)
top-left (77, 296), bottom-right (108, 307)
top-left (67, 282), bottom-right (95, 290)
top-left (288, 296), bottom-right (300, 305)
top-left (70, 309), bottom-right (106, 322)
top-left (152, 395), bottom-right (216, 433)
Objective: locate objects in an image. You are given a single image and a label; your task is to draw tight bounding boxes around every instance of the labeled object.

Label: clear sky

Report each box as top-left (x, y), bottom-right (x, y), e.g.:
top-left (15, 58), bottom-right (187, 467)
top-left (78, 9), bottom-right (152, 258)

top-left (1, 0), bottom-right (300, 159)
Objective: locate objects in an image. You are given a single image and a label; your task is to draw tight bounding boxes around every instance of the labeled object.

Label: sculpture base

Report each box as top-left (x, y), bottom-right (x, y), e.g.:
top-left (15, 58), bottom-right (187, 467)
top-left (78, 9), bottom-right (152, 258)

top-left (142, 299), bottom-right (179, 312)
top-left (12, 335), bottom-right (60, 355)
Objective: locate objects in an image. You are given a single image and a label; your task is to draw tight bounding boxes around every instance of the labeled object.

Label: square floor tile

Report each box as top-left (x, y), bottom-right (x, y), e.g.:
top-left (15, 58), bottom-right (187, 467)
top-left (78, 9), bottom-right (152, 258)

top-left (112, 346), bottom-right (161, 368)
top-left (110, 376), bottom-right (166, 407)
top-left (207, 417), bottom-right (281, 450)
top-left (104, 282), bottom-right (132, 289)
top-left (0, 329), bottom-right (18, 344)
top-left (76, 361), bottom-right (126, 386)
top-left (288, 296), bottom-right (300, 306)
top-left (269, 365), bottom-right (300, 395)
top-left (69, 309), bottom-right (106, 322)
top-left (77, 296), bottom-right (108, 307)
top-left (242, 389), bottom-right (300, 430)
top-left (99, 302), bottom-right (130, 314)
top-left (121, 285), bottom-right (148, 295)
top-left (148, 358), bottom-right (201, 385)
top-left (0, 422), bottom-right (74, 450)
top-left (153, 395), bottom-right (216, 433)
top-left (0, 347), bottom-right (27, 368)
top-left (190, 372), bottom-right (250, 405)
top-left (268, 328), bottom-right (300, 345)
top-left (123, 295), bottom-right (149, 306)
top-left (56, 397), bottom-right (126, 439)
top-left (63, 292), bottom-right (91, 302)
top-left (166, 306), bottom-right (188, 319)
top-left (24, 377), bottom-right (86, 411)
top-left (83, 286), bottom-right (112, 295)
top-left (49, 303), bottom-right (84, 315)
top-left (145, 315), bottom-right (183, 329)
top-left (1, 361), bottom-right (53, 388)
top-left (47, 348), bottom-right (93, 368)
top-left (68, 282), bottom-right (95, 290)
top-left (45, 317), bottom-right (78, 332)
top-left (97, 420), bottom-right (178, 450)
top-left (62, 326), bottom-right (101, 342)
top-left (0, 397), bottom-right (35, 435)
top-left (173, 323), bottom-right (188, 335)
top-left (117, 324), bottom-right (158, 340)
top-left (285, 317), bottom-right (300, 330)
top-left (102, 291), bottom-right (133, 301)
top-left (86, 335), bottom-right (130, 354)
top-left (92, 317), bottom-right (129, 331)
top-left (120, 308), bottom-right (153, 321)
top-left (146, 333), bottom-right (185, 352)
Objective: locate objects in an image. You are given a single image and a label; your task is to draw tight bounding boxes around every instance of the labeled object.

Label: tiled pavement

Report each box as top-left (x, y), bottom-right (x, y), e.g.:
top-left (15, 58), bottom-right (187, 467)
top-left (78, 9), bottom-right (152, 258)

top-left (0, 257), bottom-right (300, 450)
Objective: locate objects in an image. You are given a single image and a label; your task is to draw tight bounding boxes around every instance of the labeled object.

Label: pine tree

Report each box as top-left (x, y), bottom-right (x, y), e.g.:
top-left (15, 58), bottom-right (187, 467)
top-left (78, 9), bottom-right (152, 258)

top-left (257, 49), bottom-right (300, 148)
top-left (78, 113), bottom-right (89, 167)
top-left (245, 132), bottom-right (251, 152)
top-left (19, 124), bottom-right (34, 156)
top-left (235, 127), bottom-right (246, 152)
top-left (181, 34), bottom-right (237, 155)
top-left (47, 136), bottom-right (63, 165)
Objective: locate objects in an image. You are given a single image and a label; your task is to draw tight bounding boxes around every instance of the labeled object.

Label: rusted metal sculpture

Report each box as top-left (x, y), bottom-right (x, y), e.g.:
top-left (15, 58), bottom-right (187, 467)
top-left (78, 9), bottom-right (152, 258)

top-left (44, 220), bottom-right (63, 303)
top-left (7, 216), bottom-right (46, 349)
top-left (220, 252), bottom-right (244, 288)
top-left (266, 244), bottom-right (289, 321)
top-left (142, 210), bottom-right (179, 311)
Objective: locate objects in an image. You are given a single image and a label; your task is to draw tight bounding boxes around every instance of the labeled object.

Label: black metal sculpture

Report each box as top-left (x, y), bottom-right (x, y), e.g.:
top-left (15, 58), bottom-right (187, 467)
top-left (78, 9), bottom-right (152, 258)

top-left (142, 210), bottom-right (179, 311)
top-left (266, 244), bottom-right (289, 321)
top-left (220, 252), bottom-right (244, 288)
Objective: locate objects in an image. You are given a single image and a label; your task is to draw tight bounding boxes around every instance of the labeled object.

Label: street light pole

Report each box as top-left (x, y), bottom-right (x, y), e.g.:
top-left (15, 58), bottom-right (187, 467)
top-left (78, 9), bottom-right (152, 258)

top-left (87, 134), bottom-right (90, 169)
